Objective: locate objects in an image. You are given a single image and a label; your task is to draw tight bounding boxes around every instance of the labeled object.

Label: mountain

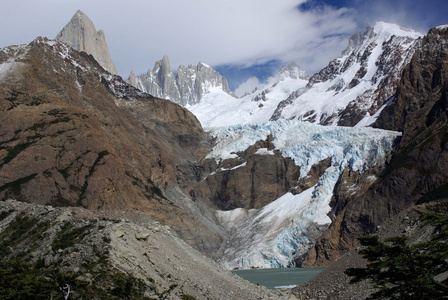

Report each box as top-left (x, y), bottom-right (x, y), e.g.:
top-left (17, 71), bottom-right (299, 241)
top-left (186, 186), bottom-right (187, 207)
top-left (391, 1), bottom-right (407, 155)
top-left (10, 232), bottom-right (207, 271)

top-left (300, 24), bottom-right (448, 268)
top-left (128, 56), bottom-right (232, 106)
top-left (0, 36), bottom-right (228, 257)
top-left (0, 30), bottom-right (401, 271)
top-left (56, 10), bottom-right (118, 75)
top-left (271, 22), bottom-right (422, 126)
top-left (2, 9), bottom-right (448, 297)
top-left (189, 62), bottom-right (309, 127)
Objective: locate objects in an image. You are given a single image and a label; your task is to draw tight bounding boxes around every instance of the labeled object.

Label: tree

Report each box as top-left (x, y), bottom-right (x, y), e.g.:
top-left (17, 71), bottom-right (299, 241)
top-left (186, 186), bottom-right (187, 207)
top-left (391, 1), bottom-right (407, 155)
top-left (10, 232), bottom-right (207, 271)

top-left (345, 207), bottom-right (448, 300)
top-left (0, 260), bottom-right (58, 300)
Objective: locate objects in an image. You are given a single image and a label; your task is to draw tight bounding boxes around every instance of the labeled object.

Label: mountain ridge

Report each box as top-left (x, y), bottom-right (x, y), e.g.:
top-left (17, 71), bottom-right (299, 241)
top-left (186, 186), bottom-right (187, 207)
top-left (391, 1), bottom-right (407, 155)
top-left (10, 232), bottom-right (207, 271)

top-left (187, 22), bottom-right (422, 129)
top-left (271, 22), bottom-right (422, 126)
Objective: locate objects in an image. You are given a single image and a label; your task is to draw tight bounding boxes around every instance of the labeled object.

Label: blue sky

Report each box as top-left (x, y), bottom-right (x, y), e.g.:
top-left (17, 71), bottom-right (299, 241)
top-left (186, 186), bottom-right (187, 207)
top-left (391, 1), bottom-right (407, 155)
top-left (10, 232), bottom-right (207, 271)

top-left (0, 0), bottom-right (446, 93)
top-left (304, 0), bottom-right (447, 32)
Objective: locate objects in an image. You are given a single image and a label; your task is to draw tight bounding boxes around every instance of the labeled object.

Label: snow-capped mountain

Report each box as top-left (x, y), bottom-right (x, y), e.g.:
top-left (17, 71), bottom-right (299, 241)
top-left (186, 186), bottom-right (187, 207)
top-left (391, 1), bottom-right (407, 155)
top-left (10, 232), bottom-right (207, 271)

top-left (185, 22), bottom-right (424, 269)
top-left (128, 55), bottom-right (233, 106)
top-left (189, 63), bottom-right (309, 127)
top-left (189, 22), bottom-right (422, 129)
top-left (271, 22), bottom-right (422, 126)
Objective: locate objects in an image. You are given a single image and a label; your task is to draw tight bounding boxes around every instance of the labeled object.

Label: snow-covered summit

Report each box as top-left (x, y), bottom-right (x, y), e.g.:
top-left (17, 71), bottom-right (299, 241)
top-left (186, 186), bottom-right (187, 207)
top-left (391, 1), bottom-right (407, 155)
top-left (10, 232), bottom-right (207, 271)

top-left (274, 62), bottom-right (309, 82)
top-left (373, 21), bottom-right (422, 38)
top-left (271, 22), bottom-right (423, 126)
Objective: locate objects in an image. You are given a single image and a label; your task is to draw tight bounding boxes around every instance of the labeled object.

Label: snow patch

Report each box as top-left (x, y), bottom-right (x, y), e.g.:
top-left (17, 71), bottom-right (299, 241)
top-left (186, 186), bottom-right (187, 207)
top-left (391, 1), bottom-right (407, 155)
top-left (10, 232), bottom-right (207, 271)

top-left (220, 162), bottom-right (247, 171)
top-left (355, 96), bottom-right (395, 127)
top-left (274, 285), bottom-right (297, 289)
top-left (255, 148), bottom-right (275, 155)
top-left (0, 61), bottom-right (19, 81)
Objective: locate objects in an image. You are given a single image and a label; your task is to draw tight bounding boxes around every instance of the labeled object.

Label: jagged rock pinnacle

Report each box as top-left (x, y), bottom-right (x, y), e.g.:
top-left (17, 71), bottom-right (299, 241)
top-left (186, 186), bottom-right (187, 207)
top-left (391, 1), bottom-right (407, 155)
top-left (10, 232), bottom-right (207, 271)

top-left (129, 55), bottom-right (232, 106)
top-left (56, 10), bottom-right (118, 74)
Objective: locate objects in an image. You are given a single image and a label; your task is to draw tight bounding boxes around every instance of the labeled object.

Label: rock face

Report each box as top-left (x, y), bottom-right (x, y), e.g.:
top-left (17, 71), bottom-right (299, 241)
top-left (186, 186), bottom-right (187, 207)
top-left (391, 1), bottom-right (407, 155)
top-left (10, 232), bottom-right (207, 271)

top-left (191, 135), bottom-right (300, 210)
top-left (301, 25), bottom-right (448, 267)
top-left (0, 37), bottom-right (221, 255)
top-left (271, 22), bottom-right (422, 126)
top-left (56, 10), bottom-right (118, 75)
top-left (294, 202), bottom-right (437, 299)
top-left (129, 56), bottom-right (232, 106)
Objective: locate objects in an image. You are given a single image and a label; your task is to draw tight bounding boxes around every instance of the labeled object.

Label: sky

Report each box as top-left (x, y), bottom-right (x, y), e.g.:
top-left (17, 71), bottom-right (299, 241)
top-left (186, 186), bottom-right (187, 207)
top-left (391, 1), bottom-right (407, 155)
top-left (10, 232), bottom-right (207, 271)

top-left (0, 0), bottom-right (446, 93)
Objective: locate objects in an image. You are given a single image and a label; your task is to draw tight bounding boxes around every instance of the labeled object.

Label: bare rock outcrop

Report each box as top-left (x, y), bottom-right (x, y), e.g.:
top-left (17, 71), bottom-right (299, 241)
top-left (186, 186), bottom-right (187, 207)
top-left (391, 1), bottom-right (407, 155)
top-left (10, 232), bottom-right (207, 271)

top-left (56, 10), bottom-right (118, 74)
top-left (191, 135), bottom-right (300, 210)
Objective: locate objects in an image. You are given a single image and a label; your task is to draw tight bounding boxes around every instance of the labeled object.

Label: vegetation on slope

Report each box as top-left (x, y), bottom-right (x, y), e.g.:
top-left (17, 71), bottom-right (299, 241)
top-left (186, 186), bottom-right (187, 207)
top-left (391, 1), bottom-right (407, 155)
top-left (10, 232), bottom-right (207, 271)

top-left (345, 202), bottom-right (448, 299)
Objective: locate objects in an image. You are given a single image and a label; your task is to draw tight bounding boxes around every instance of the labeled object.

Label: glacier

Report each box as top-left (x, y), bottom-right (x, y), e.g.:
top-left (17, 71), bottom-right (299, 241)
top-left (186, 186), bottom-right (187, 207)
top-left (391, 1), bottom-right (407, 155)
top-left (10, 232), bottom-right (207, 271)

top-left (209, 120), bottom-right (401, 269)
top-left (185, 22), bottom-right (418, 270)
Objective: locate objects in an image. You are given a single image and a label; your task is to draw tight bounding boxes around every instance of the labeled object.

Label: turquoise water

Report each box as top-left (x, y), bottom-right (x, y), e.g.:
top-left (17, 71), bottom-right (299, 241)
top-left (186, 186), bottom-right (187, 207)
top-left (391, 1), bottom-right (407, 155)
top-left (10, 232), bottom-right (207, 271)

top-left (233, 267), bottom-right (325, 289)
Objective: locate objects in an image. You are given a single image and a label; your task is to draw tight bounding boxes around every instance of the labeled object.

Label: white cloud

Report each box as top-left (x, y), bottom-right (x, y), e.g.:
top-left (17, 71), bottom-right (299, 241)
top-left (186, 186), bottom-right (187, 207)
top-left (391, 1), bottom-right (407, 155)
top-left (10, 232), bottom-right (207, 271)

top-left (234, 77), bottom-right (264, 97)
top-left (0, 0), bottom-right (359, 79)
top-left (0, 0), bottom-right (444, 89)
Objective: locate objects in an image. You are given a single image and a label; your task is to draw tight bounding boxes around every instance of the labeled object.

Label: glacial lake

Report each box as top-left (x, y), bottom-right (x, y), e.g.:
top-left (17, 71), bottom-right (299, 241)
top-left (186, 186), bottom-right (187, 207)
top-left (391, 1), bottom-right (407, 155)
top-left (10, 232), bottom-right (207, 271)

top-left (233, 267), bottom-right (325, 289)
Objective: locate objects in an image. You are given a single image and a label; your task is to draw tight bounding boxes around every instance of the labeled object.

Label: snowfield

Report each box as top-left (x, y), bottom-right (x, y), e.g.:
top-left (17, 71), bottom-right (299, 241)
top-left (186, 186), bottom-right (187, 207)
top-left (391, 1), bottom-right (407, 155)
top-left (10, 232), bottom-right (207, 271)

top-left (189, 64), bottom-right (308, 127)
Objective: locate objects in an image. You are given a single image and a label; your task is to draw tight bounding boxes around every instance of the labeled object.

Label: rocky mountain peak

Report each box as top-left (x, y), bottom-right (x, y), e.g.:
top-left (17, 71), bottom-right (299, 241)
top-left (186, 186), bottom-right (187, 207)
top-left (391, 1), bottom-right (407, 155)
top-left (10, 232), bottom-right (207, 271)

top-left (154, 55), bottom-right (172, 75)
top-left (128, 70), bottom-right (137, 87)
top-left (128, 55), bottom-right (233, 106)
top-left (56, 10), bottom-right (118, 74)
top-left (342, 25), bottom-right (374, 56)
